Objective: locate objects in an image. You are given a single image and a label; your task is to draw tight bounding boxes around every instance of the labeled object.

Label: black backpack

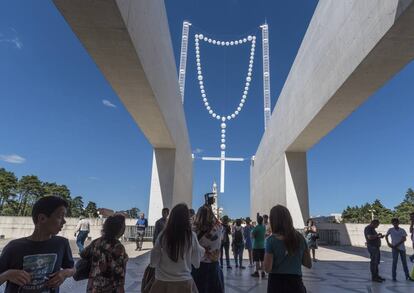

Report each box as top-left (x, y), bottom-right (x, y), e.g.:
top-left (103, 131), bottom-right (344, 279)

top-left (234, 229), bottom-right (243, 245)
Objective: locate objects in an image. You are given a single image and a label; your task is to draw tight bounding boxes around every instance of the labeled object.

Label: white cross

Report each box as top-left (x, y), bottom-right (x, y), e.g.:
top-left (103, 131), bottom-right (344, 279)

top-left (201, 151), bottom-right (244, 193)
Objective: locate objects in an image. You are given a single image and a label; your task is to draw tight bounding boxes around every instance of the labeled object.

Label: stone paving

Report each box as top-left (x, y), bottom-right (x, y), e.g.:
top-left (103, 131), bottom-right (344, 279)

top-left (1, 241), bottom-right (414, 292)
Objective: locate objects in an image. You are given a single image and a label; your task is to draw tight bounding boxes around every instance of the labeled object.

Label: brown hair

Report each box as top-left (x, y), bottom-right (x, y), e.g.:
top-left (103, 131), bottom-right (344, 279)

top-left (161, 203), bottom-right (192, 262)
top-left (269, 205), bottom-right (303, 256)
top-left (194, 205), bottom-right (216, 234)
top-left (103, 214), bottom-right (126, 240)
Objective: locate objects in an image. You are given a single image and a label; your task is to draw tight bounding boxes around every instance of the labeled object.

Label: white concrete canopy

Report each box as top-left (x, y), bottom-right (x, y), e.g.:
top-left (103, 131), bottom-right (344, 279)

top-left (251, 0), bottom-right (414, 227)
top-left (53, 0), bottom-right (192, 224)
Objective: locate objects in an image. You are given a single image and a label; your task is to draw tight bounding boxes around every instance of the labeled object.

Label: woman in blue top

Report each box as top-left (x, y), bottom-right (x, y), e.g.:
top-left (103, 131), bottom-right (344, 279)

top-left (263, 205), bottom-right (312, 293)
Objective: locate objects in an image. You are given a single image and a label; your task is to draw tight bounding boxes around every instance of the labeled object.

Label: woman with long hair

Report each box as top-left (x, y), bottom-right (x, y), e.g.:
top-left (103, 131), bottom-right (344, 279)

top-left (150, 203), bottom-right (204, 293)
top-left (191, 204), bottom-right (224, 293)
top-left (80, 214), bottom-right (128, 293)
top-left (263, 205), bottom-right (312, 293)
top-left (304, 219), bottom-right (318, 261)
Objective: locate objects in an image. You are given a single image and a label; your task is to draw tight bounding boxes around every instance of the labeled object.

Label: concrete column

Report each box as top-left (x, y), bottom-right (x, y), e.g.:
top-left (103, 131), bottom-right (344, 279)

top-left (285, 152), bottom-right (309, 228)
top-left (250, 152), bottom-right (309, 227)
top-left (148, 149), bottom-right (175, 225)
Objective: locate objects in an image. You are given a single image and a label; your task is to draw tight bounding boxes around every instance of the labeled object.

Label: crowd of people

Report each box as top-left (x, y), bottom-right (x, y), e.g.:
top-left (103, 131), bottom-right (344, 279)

top-left (0, 195), bottom-right (412, 292)
top-left (148, 201), bottom-right (312, 293)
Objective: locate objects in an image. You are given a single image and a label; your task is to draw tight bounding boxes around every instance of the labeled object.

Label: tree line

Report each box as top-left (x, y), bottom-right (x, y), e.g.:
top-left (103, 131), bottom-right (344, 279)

top-left (342, 188), bottom-right (414, 224)
top-left (0, 167), bottom-right (139, 218)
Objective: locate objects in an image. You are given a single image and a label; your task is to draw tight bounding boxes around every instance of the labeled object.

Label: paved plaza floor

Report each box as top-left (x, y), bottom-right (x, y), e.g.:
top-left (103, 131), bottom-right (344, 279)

top-left (1, 241), bottom-right (413, 292)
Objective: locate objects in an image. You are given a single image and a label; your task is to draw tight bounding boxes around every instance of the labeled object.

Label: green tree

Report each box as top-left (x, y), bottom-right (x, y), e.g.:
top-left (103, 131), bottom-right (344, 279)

top-left (43, 182), bottom-right (73, 215)
top-left (0, 168), bottom-right (18, 213)
top-left (126, 207), bottom-right (140, 218)
top-left (70, 196), bottom-right (84, 218)
top-left (2, 199), bottom-right (19, 216)
top-left (394, 188), bottom-right (414, 224)
top-left (84, 201), bottom-right (98, 218)
top-left (17, 175), bottom-right (44, 216)
top-left (370, 199), bottom-right (394, 224)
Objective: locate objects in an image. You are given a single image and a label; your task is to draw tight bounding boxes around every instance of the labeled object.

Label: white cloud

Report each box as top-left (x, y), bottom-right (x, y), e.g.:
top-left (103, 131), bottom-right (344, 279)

top-left (193, 148), bottom-right (204, 154)
top-left (102, 99), bottom-right (117, 108)
top-left (0, 28), bottom-right (23, 49)
top-left (88, 176), bottom-right (100, 180)
top-left (0, 154), bottom-right (26, 164)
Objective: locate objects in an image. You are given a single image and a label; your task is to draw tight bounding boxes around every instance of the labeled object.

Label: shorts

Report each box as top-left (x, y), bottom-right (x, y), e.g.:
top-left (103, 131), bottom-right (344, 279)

top-left (253, 248), bottom-right (265, 262)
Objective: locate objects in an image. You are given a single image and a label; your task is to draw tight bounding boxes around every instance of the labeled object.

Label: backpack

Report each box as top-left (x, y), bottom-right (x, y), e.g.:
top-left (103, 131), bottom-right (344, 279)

top-left (234, 229), bottom-right (243, 245)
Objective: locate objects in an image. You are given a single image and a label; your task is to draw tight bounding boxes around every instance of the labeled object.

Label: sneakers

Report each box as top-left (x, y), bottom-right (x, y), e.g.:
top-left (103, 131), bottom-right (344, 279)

top-left (240, 266), bottom-right (246, 269)
top-left (261, 271), bottom-right (266, 278)
top-left (406, 276), bottom-right (414, 281)
top-left (227, 265), bottom-right (232, 269)
top-left (371, 277), bottom-right (383, 283)
top-left (251, 271), bottom-right (260, 277)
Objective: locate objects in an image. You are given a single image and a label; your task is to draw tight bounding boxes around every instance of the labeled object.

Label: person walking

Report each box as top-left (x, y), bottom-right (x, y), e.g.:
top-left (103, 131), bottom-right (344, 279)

top-left (251, 215), bottom-right (266, 278)
top-left (75, 215), bottom-right (90, 253)
top-left (232, 219), bottom-right (245, 269)
top-left (220, 216), bottom-right (232, 269)
top-left (192, 205), bottom-right (224, 293)
top-left (136, 213), bottom-right (148, 251)
top-left (244, 217), bottom-right (254, 267)
top-left (153, 208), bottom-right (170, 245)
top-left (385, 218), bottom-right (414, 281)
top-left (304, 219), bottom-right (318, 262)
top-left (80, 214), bottom-right (129, 292)
top-left (263, 214), bottom-right (271, 237)
top-left (364, 219), bottom-right (385, 282)
top-left (263, 205), bottom-right (312, 293)
top-left (150, 203), bottom-right (204, 293)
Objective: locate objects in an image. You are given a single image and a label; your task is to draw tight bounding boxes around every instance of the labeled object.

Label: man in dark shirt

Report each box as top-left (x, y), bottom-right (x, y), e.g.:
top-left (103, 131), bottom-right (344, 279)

top-left (152, 208), bottom-right (169, 244)
top-left (0, 196), bottom-right (75, 292)
top-left (364, 219), bottom-right (384, 282)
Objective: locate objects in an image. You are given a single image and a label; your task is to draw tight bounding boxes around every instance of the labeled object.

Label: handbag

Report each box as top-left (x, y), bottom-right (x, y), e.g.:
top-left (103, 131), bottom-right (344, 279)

top-left (73, 257), bottom-right (91, 281)
top-left (141, 265), bottom-right (155, 293)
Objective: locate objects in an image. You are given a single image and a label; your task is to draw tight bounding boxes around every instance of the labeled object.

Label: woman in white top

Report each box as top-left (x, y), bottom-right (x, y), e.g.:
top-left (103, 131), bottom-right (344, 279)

top-left (150, 203), bottom-right (205, 293)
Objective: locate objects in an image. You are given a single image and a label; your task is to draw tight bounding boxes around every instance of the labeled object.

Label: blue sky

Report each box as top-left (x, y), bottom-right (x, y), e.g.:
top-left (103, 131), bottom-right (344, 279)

top-left (1, 0), bottom-right (413, 218)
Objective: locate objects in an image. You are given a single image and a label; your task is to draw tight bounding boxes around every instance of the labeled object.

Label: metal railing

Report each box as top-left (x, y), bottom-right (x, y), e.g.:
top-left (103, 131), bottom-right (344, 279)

top-left (317, 229), bottom-right (340, 245)
top-left (124, 225), bottom-right (155, 241)
top-left (123, 226), bottom-right (340, 245)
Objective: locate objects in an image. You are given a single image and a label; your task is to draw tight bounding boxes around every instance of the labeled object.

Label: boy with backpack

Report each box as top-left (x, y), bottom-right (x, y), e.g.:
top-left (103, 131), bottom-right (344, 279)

top-left (0, 196), bottom-right (75, 292)
top-left (232, 219), bottom-right (245, 269)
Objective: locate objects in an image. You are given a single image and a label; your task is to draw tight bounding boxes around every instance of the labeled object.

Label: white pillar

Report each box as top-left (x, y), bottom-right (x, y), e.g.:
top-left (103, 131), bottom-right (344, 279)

top-left (148, 149), bottom-right (175, 225)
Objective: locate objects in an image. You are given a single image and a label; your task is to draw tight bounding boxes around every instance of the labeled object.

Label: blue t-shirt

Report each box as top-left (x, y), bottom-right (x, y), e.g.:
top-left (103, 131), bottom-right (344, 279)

top-left (136, 218), bottom-right (148, 230)
top-left (265, 234), bottom-right (307, 276)
top-left (0, 236), bottom-right (74, 293)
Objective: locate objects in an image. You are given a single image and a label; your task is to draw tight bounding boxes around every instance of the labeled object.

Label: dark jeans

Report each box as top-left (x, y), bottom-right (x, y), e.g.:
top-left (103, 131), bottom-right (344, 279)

top-left (392, 248), bottom-right (409, 279)
top-left (267, 273), bottom-right (306, 293)
top-left (367, 245), bottom-right (380, 278)
top-left (136, 229), bottom-right (145, 249)
top-left (233, 244), bottom-right (244, 267)
top-left (192, 261), bottom-right (224, 293)
top-left (220, 242), bottom-right (230, 266)
top-left (76, 230), bottom-right (89, 253)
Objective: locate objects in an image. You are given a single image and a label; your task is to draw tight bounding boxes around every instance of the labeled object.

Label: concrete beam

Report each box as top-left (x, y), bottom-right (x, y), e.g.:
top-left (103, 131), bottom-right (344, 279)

top-left (53, 0), bottom-right (193, 215)
top-left (252, 0), bottom-right (414, 225)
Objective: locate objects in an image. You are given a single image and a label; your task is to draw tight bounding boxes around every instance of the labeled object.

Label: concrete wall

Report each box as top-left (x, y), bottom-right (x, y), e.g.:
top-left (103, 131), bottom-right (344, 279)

top-left (251, 0), bottom-right (414, 227)
top-left (318, 223), bottom-right (412, 247)
top-left (52, 0), bottom-right (193, 224)
top-left (0, 216), bottom-right (137, 240)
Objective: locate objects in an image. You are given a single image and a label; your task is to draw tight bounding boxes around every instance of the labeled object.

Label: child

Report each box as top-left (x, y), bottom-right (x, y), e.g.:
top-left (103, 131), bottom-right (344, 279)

top-left (0, 196), bottom-right (75, 292)
top-left (385, 218), bottom-right (414, 281)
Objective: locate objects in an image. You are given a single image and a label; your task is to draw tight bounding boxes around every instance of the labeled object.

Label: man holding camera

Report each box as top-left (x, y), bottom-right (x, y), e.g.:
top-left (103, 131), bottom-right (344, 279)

top-left (364, 219), bottom-right (385, 282)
